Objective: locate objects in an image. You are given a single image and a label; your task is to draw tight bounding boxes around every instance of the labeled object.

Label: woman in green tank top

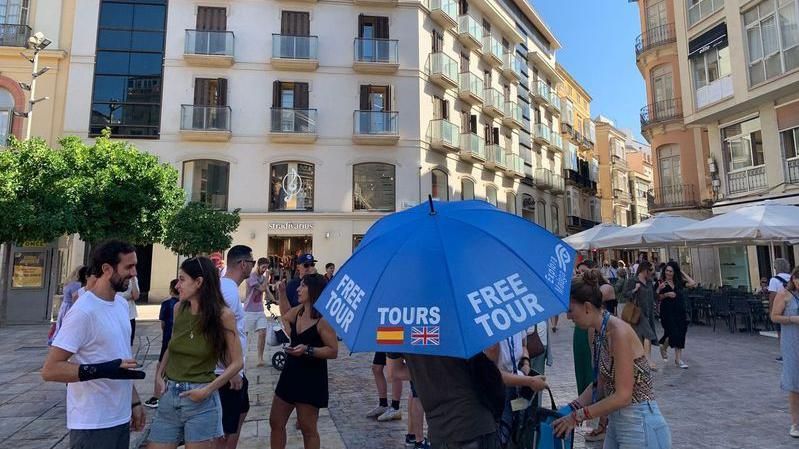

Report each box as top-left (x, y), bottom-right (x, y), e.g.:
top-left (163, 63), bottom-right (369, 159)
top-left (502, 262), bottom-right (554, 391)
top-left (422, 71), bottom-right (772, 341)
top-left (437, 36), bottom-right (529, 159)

top-left (147, 257), bottom-right (243, 449)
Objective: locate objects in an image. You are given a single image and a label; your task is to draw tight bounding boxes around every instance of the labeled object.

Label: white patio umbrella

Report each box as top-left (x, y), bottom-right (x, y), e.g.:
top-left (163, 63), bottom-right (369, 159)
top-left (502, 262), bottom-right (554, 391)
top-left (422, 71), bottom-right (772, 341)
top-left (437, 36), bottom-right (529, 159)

top-left (674, 200), bottom-right (799, 243)
top-left (591, 214), bottom-right (700, 249)
top-left (563, 223), bottom-right (625, 251)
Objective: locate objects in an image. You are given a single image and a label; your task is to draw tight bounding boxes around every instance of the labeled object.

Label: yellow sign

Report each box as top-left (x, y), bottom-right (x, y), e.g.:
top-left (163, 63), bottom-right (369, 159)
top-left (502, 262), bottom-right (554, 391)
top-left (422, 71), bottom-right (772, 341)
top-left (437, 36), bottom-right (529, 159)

top-left (11, 252), bottom-right (45, 289)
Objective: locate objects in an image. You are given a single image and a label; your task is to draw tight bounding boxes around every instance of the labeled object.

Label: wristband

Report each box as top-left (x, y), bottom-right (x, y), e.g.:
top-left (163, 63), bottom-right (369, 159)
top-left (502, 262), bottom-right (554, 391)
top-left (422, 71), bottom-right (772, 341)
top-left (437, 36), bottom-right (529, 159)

top-left (78, 359), bottom-right (146, 381)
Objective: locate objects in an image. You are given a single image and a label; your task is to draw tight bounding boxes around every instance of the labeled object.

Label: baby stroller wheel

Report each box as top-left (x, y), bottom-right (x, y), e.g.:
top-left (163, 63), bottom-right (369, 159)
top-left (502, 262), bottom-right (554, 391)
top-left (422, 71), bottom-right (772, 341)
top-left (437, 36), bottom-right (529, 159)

top-left (272, 351), bottom-right (286, 371)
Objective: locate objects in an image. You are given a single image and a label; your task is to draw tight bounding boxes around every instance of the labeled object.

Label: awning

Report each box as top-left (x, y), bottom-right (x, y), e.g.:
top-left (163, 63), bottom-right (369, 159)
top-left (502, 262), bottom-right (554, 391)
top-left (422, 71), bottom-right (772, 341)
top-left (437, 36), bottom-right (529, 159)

top-left (688, 22), bottom-right (728, 57)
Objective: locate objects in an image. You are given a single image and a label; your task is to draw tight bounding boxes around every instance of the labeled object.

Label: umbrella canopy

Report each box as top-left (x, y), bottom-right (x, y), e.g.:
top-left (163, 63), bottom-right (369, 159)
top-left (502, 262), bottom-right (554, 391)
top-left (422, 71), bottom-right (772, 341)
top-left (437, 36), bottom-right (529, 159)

top-left (563, 223), bottom-right (625, 251)
top-left (591, 214), bottom-right (700, 249)
top-left (674, 200), bottom-right (799, 243)
top-left (318, 199), bottom-right (575, 359)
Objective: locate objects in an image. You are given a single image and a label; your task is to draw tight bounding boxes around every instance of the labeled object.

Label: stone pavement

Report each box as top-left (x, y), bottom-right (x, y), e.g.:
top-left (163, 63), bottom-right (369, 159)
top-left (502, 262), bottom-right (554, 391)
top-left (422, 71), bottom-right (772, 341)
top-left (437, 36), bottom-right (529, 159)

top-left (0, 314), bottom-right (796, 448)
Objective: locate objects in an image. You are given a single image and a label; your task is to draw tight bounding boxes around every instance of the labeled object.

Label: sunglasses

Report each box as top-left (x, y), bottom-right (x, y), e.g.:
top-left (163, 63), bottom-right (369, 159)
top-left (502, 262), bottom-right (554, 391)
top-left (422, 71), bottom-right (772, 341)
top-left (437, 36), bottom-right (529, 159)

top-left (303, 263), bottom-right (315, 268)
top-left (191, 257), bottom-right (205, 277)
top-left (240, 259), bottom-right (256, 265)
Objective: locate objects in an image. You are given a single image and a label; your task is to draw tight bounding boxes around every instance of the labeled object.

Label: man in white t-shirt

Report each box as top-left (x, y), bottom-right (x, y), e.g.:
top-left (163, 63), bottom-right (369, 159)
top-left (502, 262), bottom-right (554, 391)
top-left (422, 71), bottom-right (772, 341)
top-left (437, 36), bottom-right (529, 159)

top-left (216, 245), bottom-right (253, 449)
top-left (42, 240), bottom-right (146, 449)
top-left (770, 258), bottom-right (793, 360)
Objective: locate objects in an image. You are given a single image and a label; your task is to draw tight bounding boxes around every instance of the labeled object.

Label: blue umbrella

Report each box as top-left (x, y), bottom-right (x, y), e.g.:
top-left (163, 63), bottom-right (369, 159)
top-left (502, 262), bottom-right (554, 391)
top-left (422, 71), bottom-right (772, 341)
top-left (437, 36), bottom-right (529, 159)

top-left (318, 199), bottom-right (575, 358)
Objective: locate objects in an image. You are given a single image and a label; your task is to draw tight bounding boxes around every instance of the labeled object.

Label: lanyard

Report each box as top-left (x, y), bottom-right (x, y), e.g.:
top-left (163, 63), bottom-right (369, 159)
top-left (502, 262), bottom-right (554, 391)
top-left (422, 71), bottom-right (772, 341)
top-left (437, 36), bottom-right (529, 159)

top-left (508, 336), bottom-right (518, 374)
top-left (592, 311), bottom-right (610, 404)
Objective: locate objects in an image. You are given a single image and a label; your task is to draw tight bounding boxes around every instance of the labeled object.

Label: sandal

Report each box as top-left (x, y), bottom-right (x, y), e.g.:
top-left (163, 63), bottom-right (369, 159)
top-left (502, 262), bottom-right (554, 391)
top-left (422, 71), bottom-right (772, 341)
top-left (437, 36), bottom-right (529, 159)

top-left (584, 422), bottom-right (607, 442)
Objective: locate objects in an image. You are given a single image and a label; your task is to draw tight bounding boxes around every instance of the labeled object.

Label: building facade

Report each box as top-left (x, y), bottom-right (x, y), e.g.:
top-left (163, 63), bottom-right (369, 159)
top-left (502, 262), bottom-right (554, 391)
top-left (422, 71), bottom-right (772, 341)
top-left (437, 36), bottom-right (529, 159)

top-left (57, 0), bottom-right (581, 299)
top-left (595, 116), bottom-right (633, 226)
top-left (624, 135), bottom-right (654, 225)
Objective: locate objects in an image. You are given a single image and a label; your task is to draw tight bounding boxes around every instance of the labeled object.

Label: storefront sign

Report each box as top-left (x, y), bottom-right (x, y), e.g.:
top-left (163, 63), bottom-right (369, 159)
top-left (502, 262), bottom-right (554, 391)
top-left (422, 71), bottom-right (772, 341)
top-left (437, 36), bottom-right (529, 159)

top-left (269, 222), bottom-right (314, 231)
top-left (11, 252), bottom-right (45, 289)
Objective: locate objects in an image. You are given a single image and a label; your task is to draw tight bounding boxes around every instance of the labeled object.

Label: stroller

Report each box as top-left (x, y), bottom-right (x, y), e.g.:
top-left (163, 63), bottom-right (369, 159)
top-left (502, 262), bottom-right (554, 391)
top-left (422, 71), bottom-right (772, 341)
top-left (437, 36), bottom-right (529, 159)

top-left (265, 299), bottom-right (291, 370)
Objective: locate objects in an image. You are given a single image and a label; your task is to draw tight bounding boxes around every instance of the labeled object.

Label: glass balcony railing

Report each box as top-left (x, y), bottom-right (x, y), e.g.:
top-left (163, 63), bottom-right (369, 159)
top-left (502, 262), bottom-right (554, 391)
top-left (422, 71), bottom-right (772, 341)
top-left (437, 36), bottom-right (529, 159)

top-left (503, 52), bottom-right (524, 79)
top-left (482, 35), bottom-right (502, 61)
top-left (460, 133), bottom-right (486, 159)
top-left (535, 168), bottom-right (552, 188)
top-left (428, 52), bottom-right (458, 82)
top-left (428, 0), bottom-right (458, 23)
top-left (549, 92), bottom-right (561, 111)
top-left (429, 119), bottom-right (459, 148)
top-left (506, 153), bottom-right (524, 174)
top-left (354, 38), bottom-right (399, 64)
top-left (458, 15), bottom-right (482, 43)
top-left (272, 34), bottom-right (318, 60)
top-left (459, 72), bottom-right (484, 98)
top-left (483, 88), bottom-right (503, 111)
top-left (534, 123), bottom-right (551, 144)
top-left (486, 144), bottom-right (507, 167)
top-left (185, 30), bottom-right (234, 56)
top-left (533, 81), bottom-right (551, 102)
top-left (551, 132), bottom-right (563, 150)
top-left (181, 105), bottom-right (232, 131)
top-left (354, 110), bottom-right (399, 135)
top-left (505, 101), bottom-right (523, 123)
top-left (270, 108), bottom-right (317, 134)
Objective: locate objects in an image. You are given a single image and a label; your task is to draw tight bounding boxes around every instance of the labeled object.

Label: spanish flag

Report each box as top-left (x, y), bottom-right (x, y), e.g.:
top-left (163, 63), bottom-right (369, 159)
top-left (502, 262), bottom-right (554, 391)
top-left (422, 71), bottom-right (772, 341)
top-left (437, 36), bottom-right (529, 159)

top-left (376, 326), bottom-right (404, 345)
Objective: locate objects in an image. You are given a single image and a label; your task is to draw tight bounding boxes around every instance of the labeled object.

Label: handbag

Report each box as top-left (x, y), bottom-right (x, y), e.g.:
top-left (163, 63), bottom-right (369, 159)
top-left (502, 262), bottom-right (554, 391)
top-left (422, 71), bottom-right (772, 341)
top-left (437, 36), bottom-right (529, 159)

top-left (526, 325), bottom-right (545, 359)
top-left (507, 387), bottom-right (573, 449)
top-left (621, 300), bottom-right (641, 325)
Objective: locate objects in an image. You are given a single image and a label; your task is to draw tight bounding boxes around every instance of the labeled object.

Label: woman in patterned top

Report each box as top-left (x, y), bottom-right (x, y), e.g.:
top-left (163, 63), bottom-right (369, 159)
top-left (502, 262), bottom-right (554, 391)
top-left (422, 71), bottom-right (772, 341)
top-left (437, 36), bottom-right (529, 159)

top-left (554, 269), bottom-right (671, 449)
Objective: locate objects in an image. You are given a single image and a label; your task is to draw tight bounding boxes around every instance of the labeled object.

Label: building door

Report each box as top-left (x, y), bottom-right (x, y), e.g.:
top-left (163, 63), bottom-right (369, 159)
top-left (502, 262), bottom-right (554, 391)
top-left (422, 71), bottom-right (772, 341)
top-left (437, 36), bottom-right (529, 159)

top-left (280, 11), bottom-right (311, 58)
top-left (651, 65), bottom-right (674, 119)
top-left (196, 6), bottom-right (227, 54)
top-left (273, 81), bottom-right (309, 132)
top-left (645, 0), bottom-right (667, 30)
top-left (3, 241), bottom-right (58, 324)
top-left (358, 15), bottom-right (389, 62)
top-left (359, 85), bottom-right (390, 133)
top-left (657, 144), bottom-right (682, 205)
top-left (194, 78), bottom-right (227, 129)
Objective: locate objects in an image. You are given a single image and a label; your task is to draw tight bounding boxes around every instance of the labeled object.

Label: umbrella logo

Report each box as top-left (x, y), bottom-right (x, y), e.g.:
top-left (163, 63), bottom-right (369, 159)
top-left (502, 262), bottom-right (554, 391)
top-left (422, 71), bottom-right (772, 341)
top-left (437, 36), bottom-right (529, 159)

top-left (555, 244), bottom-right (571, 272)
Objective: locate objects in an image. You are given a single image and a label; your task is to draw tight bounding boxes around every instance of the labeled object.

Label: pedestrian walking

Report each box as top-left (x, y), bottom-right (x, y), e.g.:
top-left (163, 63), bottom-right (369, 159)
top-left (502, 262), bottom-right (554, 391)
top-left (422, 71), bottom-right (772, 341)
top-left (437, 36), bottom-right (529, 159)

top-left (553, 270), bottom-right (671, 449)
top-left (770, 266), bottom-right (799, 438)
top-left (120, 275), bottom-right (140, 346)
top-left (42, 240), bottom-right (146, 449)
top-left (324, 263), bottom-right (335, 281)
top-left (614, 267), bottom-right (629, 304)
top-left (145, 279), bottom-right (180, 408)
top-left (50, 265), bottom-right (85, 344)
top-left (285, 254), bottom-right (317, 308)
top-left (366, 352), bottom-right (404, 421)
top-left (147, 256), bottom-right (244, 449)
top-left (270, 273), bottom-right (339, 449)
top-left (657, 262), bottom-right (697, 369)
top-left (625, 261), bottom-right (659, 371)
top-left (386, 353), bottom-right (430, 449)
top-left (771, 258), bottom-right (792, 361)
top-left (245, 257), bottom-right (274, 367)
top-left (217, 245), bottom-right (255, 449)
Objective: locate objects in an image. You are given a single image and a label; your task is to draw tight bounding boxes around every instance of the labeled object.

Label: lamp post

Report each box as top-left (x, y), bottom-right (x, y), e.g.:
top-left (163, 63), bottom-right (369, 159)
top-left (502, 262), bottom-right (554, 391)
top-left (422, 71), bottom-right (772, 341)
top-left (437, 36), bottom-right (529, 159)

top-left (15, 32), bottom-right (51, 140)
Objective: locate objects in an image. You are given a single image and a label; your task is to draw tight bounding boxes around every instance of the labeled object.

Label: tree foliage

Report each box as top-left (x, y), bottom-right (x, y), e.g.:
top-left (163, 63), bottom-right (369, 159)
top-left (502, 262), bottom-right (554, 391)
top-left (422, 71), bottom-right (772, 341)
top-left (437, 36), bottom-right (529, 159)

top-left (163, 202), bottom-right (241, 257)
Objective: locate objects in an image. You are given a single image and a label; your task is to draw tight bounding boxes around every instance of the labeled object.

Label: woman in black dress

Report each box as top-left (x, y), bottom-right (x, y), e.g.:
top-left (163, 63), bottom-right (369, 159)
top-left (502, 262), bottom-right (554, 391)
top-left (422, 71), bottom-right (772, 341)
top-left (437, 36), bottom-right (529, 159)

top-left (657, 261), bottom-right (697, 369)
top-left (270, 274), bottom-right (338, 449)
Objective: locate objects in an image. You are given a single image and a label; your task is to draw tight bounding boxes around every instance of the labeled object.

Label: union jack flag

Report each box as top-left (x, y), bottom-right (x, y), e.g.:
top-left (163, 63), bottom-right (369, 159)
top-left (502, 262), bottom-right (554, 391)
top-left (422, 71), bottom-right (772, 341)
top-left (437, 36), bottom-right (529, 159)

top-left (411, 326), bottom-right (440, 346)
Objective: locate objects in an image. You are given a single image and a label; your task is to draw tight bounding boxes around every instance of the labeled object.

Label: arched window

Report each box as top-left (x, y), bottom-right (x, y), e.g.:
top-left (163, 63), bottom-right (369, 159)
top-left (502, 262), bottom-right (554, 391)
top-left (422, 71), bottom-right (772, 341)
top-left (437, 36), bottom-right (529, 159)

top-left (0, 88), bottom-right (13, 146)
top-left (536, 200), bottom-right (547, 228)
top-left (506, 192), bottom-right (517, 214)
top-left (269, 161), bottom-right (315, 211)
top-left (353, 163), bottom-right (395, 211)
top-left (461, 178), bottom-right (475, 200)
top-left (486, 185), bottom-right (498, 207)
top-left (522, 194), bottom-right (535, 222)
top-left (182, 160), bottom-right (230, 210)
top-left (431, 169), bottom-right (448, 201)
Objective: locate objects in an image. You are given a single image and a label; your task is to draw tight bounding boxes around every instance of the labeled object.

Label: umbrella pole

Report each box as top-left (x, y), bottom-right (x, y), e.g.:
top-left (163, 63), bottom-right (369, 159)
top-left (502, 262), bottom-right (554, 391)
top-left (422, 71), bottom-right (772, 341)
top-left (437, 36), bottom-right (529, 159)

top-left (770, 241), bottom-right (776, 276)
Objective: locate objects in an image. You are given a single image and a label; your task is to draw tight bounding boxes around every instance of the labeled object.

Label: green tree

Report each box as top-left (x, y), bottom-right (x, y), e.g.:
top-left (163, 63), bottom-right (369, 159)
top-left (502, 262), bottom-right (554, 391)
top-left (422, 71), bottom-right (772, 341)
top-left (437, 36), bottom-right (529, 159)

top-left (163, 202), bottom-right (241, 257)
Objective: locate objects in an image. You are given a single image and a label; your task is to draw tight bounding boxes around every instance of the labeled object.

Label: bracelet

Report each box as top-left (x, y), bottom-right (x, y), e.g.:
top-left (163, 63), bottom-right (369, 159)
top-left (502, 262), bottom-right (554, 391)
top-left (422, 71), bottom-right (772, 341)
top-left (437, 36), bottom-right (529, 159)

top-left (583, 407), bottom-right (593, 420)
top-left (131, 401), bottom-right (142, 408)
top-left (305, 346), bottom-right (315, 357)
top-left (569, 400), bottom-right (582, 411)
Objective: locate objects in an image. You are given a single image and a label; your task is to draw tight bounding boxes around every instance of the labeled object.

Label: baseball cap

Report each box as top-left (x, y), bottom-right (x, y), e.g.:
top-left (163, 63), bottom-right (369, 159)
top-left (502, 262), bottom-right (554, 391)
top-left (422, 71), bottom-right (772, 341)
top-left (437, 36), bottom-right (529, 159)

top-left (298, 253), bottom-right (317, 265)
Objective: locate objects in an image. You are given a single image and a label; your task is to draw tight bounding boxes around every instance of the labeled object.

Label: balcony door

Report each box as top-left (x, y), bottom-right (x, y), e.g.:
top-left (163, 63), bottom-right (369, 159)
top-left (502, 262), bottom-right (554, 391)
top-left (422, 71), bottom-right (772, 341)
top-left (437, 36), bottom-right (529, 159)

top-left (645, 0), bottom-right (667, 31)
top-left (651, 65), bottom-right (674, 119)
top-left (196, 6), bottom-right (226, 55)
top-left (657, 144), bottom-right (682, 205)
top-left (273, 81), bottom-right (309, 132)
top-left (360, 85), bottom-right (391, 133)
top-left (281, 11), bottom-right (310, 58)
top-left (194, 78), bottom-right (227, 129)
top-left (358, 15), bottom-right (389, 62)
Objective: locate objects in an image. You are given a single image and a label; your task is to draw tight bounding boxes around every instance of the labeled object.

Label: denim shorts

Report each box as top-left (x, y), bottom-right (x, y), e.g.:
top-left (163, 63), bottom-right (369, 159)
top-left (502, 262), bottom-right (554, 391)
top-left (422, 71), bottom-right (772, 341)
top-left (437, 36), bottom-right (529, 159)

top-left (604, 401), bottom-right (671, 449)
top-left (148, 380), bottom-right (224, 444)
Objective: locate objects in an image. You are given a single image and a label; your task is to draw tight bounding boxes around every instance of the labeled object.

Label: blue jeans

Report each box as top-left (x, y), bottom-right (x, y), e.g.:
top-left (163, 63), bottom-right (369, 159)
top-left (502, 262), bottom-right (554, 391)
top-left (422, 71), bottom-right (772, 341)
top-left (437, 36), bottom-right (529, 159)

top-left (148, 380), bottom-right (223, 444)
top-left (604, 401), bottom-right (671, 449)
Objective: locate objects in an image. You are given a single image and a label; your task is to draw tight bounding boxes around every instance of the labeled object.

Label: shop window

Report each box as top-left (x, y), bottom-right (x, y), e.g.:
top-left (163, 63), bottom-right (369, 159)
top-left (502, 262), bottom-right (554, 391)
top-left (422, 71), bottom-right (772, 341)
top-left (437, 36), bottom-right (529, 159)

top-left (182, 160), bottom-right (230, 210)
top-left (431, 168), bottom-right (448, 201)
top-left (722, 118), bottom-right (764, 171)
top-left (353, 163), bottom-right (395, 212)
top-left (270, 161), bottom-right (315, 211)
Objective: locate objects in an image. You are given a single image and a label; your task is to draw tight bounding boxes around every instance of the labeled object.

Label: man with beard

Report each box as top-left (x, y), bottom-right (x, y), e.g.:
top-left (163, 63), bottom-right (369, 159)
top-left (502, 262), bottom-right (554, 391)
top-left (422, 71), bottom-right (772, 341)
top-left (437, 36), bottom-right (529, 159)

top-left (42, 240), bottom-right (146, 449)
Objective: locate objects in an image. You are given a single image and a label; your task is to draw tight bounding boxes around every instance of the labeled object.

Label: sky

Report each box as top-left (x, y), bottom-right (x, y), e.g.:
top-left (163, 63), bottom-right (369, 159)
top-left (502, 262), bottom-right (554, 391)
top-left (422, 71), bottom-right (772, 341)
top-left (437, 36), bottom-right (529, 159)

top-left (530, 0), bottom-right (647, 142)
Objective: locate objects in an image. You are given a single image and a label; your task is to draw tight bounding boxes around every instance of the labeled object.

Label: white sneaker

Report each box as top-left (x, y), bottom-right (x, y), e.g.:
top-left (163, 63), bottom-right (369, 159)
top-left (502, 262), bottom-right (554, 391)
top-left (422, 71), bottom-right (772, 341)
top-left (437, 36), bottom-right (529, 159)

top-left (366, 405), bottom-right (389, 418)
top-left (377, 407), bottom-right (402, 422)
top-left (790, 425), bottom-right (799, 438)
top-left (676, 361), bottom-right (689, 369)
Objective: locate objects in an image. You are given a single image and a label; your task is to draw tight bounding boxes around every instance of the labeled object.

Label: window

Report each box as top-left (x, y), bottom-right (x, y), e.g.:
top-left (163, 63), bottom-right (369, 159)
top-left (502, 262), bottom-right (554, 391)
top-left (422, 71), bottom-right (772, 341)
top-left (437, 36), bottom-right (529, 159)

top-left (0, 88), bottom-right (13, 145)
top-left (461, 178), bottom-right (474, 200)
top-left (551, 204), bottom-right (559, 235)
top-left (90, 0), bottom-right (167, 137)
top-left (744, 0), bottom-right (799, 85)
top-left (692, 46), bottom-right (731, 90)
top-left (506, 192), bottom-right (516, 214)
top-left (431, 169), bottom-right (448, 201)
top-left (658, 144), bottom-right (683, 187)
top-left (433, 96), bottom-right (449, 120)
top-left (0, 0), bottom-right (28, 25)
top-left (651, 64), bottom-right (674, 104)
top-left (521, 194), bottom-right (535, 222)
top-left (646, 0), bottom-right (667, 30)
top-left (270, 161), bottom-right (315, 211)
top-left (781, 126), bottom-right (799, 159)
top-left (722, 118), bottom-right (764, 171)
top-left (566, 190), bottom-right (573, 216)
top-left (536, 200), bottom-right (547, 228)
top-left (353, 163), bottom-right (395, 212)
top-left (182, 160), bottom-right (230, 210)
top-left (486, 185), bottom-right (497, 207)
top-left (687, 0), bottom-right (723, 27)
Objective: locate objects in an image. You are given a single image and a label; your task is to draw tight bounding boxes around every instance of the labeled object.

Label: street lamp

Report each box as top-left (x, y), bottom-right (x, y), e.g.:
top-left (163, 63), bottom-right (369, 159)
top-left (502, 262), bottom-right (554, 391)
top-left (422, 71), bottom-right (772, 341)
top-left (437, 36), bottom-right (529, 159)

top-left (18, 32), bottom-right (51, 140)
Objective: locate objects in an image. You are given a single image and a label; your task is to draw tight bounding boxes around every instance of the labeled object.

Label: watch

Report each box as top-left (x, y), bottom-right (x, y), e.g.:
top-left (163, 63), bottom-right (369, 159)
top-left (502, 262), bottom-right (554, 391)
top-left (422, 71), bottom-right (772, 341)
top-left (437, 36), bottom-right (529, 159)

top-left (305, 346), bottom-right (315, 357)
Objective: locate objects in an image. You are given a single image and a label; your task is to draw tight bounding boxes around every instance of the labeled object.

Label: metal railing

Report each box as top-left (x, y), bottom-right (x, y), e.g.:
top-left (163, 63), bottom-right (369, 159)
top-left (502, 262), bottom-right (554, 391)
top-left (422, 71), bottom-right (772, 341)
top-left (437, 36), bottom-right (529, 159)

top-left (354, 38), bottom-right (399, 64)
top-left (428, 52), bottom-right (458, 82)
top-left (185, 30), bottom-right (234, 56)
top-left (652, 184), bottom-right (698, 209)
top-left (181, 105), bottom-right (232, 131)
top-left (458, 15), bottom-right (482, 42)
top-left (429, 119), bottom-right (459, 148)
top-left (788, 158), bottom-right (799, 184)
top-left (0, 23), bottom-right (31, 47)
top-left (460, 133), bottom-right (486, 159)
top-left (635, 23), bottom-right (676, 56)
top-left (353, 110), bottom-right (399, 135)
top-left (270, 108), bottom-right (317, 133)
top-left (428, 0), bottom-right (458, 22)
top-left (459, 72), bottom-right (484, 98)
top-left (727, 166), bottom-right (767, 195)
top-left (640, 98), bottom-right (683, 127)
top-left (272, 34), bottom-right (318, 60)
top-left (482, 35), bottom-right (502, 60)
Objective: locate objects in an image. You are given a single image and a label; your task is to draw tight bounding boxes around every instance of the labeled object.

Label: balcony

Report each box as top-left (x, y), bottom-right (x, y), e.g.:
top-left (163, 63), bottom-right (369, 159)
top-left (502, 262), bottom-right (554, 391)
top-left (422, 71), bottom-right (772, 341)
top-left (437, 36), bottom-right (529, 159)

top-left (427, 52), bottom-right (459, 90)
top-left (481, 35), bottom-right (503, 67)
top-left (550, 133), bottom-right (563, 152)
top-left (531, 81), bottom-right (551, 105)
top-left (727, 166), bottom-right (767, 195)
top-left (269, 108), bottom-right (317, 143)
top-left (485, 144), bottom-right (507, 170)
top-left (428, 0), bottom-right (458, 29)
top-left (458, 72), bottom-right (484, 105)
top-left (353, 110), bottom-right (399, 144)
top-left (789, 158), bottom-right (799, 184)
top-left (535, 168), bottom-right (553, 190)
top-left (428, 119), bottom-right (460, 153)
top-left (551, 173), bottom-right (565, 193)
top-left (505, 153), bottom-right (524, 178)
top-left (184, 30), bottom-right (234, 67)
top-left (271, 35), bottom-right (319, 71)
top-left (482, 88), bottom-right (504, 118)
top-left (640, 98), bottom-right (683, 128)
top-left (353, 38), bottom-right (399, 73)
top-left (501, 52), bottom-right (523, 82)
top-left (459, 133), bottom-right (486, 162)
top-left (548, 93), bottom-right (561, 114)
top-left (652, 184), bottom-right (699, 210)
top-left (457, 15), bottom-right (482, 51)
top-left (696, 75), bottom-right (733, 109)
top-left (180, 105), bottom-right (232, 141)
top-left (611, 153), bottom-right (628, 170)
top-left (502, 101), bottom-right (523, 129)
top-left (533, 123), bottom-right (552, 145)
top-left (613, 189), bottom-right (631, 204)
top-left (0, 24), bottom-right (31, 47)
top-left (635, 23), bottom-right (676, 58)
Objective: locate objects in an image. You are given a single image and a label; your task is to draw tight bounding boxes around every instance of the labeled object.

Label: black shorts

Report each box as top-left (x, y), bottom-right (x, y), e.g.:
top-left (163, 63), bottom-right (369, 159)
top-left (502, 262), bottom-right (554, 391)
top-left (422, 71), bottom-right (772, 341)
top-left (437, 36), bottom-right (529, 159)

top-left (218, 374), bottom-right (250, 435)
top-left (373, 352), bottom-right (387, 366)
